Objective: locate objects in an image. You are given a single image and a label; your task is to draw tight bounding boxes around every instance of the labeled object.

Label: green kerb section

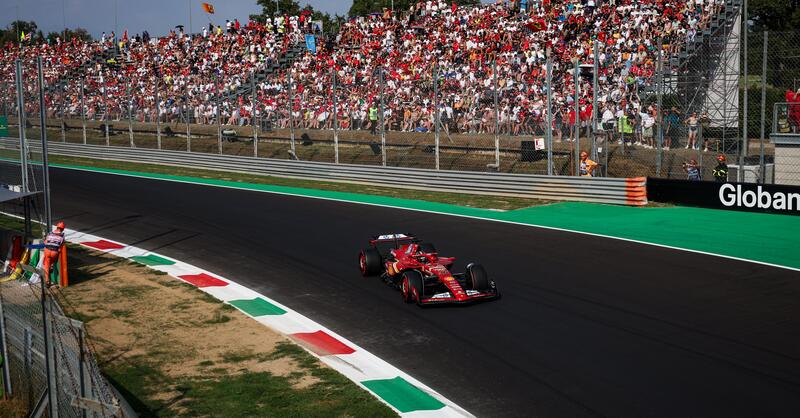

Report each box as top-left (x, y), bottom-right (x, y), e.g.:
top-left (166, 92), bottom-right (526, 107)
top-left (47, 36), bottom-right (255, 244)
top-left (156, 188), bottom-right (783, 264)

top-left (497, 203), bottom-right (800, 270)
top-left (361, 377), bottom-right (446, 413)
top-left (129, 254), bottom-right (176, 266)
top-left (228, 298), bottom-right (287, 316)
top-left (49, 162), bottom-right (800, 271)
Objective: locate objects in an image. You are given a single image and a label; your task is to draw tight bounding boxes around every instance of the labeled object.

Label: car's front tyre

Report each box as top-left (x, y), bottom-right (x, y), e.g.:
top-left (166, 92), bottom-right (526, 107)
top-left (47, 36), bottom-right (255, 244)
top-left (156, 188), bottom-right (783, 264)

top-left (466, 263), bottom-right (490, 291)
top-left (401, 270), bottom-right (424, 304)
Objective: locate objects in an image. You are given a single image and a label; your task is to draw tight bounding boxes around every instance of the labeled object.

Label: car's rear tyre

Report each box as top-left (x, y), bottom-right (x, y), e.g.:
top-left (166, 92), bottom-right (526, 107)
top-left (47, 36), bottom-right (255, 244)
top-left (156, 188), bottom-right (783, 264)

top-left (401, 270), bottom-right (424, 304)
top-left (359, 248), bottom-right (383, 277)
top-left (418, 242), bottom-right (437, 254)
top-left (466, 263), bottom-right (490, 291)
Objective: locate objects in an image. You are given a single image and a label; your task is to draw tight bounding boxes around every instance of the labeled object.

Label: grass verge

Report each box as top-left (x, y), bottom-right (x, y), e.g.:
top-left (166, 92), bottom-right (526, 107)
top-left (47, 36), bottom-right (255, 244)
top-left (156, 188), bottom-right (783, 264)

top-left (0, 146), bottom-right (551, 211)
top-left (52, 154), bottom-right (552, 210)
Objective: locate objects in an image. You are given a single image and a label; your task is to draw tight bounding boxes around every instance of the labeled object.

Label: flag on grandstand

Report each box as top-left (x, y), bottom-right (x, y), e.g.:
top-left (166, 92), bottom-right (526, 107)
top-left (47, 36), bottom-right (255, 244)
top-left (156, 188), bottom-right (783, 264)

top-left (202, 3), bottom-right (215, 14)
top-left (305, 34), bottom-right (317, 54)
top-left (525, 18), bottom-right (546, 32)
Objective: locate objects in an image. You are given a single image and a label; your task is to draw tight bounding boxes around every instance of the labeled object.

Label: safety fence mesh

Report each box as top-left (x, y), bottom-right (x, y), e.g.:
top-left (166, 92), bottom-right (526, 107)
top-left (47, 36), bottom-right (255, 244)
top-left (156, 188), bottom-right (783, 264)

top-left (1, 232), bottom-right (128, 417)
top-left (2, 6), bottom-right (800, 186)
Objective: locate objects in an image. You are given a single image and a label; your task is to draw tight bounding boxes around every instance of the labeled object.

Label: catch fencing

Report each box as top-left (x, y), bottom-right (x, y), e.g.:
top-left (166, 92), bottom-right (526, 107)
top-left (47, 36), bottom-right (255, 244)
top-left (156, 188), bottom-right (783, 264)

top-left (0, 233), bottom-right (134, 417)
top-left (3, 5), bottom-right (800, 186)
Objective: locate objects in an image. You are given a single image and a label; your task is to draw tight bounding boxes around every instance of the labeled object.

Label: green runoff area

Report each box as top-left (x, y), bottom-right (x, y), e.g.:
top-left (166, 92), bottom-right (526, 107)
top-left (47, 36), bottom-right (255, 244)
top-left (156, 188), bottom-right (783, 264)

top-left (0, 151), bottom-right (794, 271)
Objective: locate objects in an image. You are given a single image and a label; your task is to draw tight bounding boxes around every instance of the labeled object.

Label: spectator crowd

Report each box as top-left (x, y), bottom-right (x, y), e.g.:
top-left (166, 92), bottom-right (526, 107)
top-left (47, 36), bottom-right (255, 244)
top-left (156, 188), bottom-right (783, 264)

top-left (1, 0), bottom-right (726, 150)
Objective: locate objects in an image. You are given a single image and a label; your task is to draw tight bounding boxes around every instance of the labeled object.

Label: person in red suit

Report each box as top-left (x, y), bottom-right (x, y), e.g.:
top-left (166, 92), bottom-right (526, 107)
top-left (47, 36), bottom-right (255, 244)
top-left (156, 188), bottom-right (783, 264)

top-left (785, 89), bottom-right (800, 132)
top-left (42, 222), bottom-right (66, 286)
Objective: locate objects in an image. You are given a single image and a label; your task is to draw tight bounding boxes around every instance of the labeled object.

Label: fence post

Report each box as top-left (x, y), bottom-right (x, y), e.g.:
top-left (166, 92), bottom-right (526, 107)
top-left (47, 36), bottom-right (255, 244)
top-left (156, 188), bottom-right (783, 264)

top-left (492, 60), bottom-right (500, 169)
top-left (759, 31), bottom-right (767, 183)
top-left (104, 71), bottom-right (110, 146)
top-left (78, 326), bottom-right (87, 418)
top-left (379, 67), bottom-right (387, 167)
top-left (80, 76), bottom-right (86, 145)
top-left (656, 40), bottom-right (663, 177)
top-left (24, 328), bottom-right (31, 409)
top-left (155, 77), bottom-right (161, 149)
top-left (185, 83), bottom-right (191, 152)
top-left (288, 71), bottom-right (296, 156)
top-left (15, 60), bottom-right (28, 192)
top-left (332, 67), bottom-right (339, 164)
top-left (592, 42), bottom-right (599, 163)
top-left (506, 67), bottom-right (513, 170)
top-left (573, 59), bottom-right (580, 176)
top-left (433, 63), bottom-right (440, 170)
top-left (739, 0), bottom-right (748, 182)
top-left (252, 76), bottom-right (258, 158)
top-left (546, 57), bottom-right (553, 176)
top-left (60, 80), bottom-right (66, 142)
top-left (0, 297), bottom-right (12, 397)
top-left (37, 57), bottom-right (53, 231)
top-left (492, 61), bottom-right (500, 170)
top-left (42, 289), bottom-right (58, 417)
top-left (128, 82), bottom-right (134, 147)
top-left (216, 76), bottom-right (222, 154)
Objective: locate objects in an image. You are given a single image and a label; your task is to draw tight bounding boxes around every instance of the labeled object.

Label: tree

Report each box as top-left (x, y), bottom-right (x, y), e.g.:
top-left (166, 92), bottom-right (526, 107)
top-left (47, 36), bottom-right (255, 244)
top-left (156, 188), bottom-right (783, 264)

top-left (303, 5), bottom-right (343, 35)
top-left (46, 28), bottom-right (93, 44)
top-left (348, 0), bottom-right (479, 17)
top-left (749, 0), bottom-right (800, 32)
top-left (250, 0), bottom-right (342, 35)
top-left (250, 0), bottom-right (303, 22)
top-left (0, 20), bottom-right (40, 45)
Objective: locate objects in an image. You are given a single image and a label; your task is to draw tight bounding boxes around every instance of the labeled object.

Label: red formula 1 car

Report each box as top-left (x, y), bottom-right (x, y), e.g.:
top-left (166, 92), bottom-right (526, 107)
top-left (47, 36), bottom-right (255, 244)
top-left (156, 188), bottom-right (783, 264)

top-left (358, 234), bottom-right (499, 306)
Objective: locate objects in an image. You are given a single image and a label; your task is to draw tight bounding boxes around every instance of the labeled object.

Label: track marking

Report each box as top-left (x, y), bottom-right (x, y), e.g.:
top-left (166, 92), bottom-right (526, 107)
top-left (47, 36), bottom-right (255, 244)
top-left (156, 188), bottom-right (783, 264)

top-left (53, 164), bottom-right (800, 273)
top-left (3, 213), bottom-right (472, 417)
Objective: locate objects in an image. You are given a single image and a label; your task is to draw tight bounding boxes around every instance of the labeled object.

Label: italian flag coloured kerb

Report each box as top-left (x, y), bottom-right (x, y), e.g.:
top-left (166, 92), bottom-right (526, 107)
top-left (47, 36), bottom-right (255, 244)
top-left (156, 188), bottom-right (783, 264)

top-left (65, 229), bottom-right (471, 417)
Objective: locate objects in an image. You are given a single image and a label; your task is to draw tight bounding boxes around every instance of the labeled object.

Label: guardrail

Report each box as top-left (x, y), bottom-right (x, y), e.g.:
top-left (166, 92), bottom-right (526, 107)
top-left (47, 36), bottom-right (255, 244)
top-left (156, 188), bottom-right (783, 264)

top-left (0, 139), bottom-right (648, 206)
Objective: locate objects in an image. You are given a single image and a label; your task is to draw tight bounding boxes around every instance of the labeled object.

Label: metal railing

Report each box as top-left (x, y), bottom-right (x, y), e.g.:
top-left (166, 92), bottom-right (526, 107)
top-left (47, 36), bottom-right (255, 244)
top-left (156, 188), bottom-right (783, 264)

top-left (0, 138), bottom-right (647, 206)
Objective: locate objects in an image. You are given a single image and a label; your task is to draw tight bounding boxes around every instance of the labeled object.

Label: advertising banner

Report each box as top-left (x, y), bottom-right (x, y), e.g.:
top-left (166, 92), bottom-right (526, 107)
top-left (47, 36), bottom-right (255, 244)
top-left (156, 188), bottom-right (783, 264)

top-left (647, 178), bottom-right (800, 216)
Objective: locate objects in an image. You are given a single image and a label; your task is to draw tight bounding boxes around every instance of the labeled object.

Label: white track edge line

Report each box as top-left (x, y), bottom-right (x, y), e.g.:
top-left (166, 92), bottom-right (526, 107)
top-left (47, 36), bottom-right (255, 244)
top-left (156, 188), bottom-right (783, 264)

top-left (68, 231), bottom-right (473, 417)
top-left (2, 212), bottom-right (471, 417)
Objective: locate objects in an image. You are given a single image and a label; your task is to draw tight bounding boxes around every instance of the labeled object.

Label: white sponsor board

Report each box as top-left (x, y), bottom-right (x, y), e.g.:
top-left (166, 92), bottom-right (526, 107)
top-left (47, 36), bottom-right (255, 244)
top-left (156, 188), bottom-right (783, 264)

top-left (718, 184), bottom-right (800, 212)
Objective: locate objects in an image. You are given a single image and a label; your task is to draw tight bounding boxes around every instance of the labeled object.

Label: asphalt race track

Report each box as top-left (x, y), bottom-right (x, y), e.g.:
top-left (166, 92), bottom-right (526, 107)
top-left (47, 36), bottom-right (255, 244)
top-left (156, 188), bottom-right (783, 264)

top-left (20, 167), bottom-right (800, 417)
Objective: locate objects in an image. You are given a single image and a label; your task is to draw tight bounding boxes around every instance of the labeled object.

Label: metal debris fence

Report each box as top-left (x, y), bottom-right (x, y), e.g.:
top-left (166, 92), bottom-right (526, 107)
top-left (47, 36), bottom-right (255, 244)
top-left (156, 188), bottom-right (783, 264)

top-left (0, 239), bottom-right (132, 417)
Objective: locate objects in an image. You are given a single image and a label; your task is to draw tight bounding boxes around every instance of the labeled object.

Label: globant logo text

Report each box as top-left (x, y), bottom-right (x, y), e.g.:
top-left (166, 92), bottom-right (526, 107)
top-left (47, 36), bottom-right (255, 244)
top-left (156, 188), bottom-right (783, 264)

top-left (718, 184), bottom-right (800, 211)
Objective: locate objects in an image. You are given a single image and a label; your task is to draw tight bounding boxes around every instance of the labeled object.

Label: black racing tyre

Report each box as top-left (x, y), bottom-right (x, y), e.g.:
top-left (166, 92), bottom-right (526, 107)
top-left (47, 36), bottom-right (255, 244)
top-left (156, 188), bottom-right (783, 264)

top-left (401, 270), bottom-right (424, 304)
top-left (359, 248), bottom-right (383, 277)
top-left (419, 242), bottom-right (437, 254)
top-left (466, 263), bottom-right (490, 291)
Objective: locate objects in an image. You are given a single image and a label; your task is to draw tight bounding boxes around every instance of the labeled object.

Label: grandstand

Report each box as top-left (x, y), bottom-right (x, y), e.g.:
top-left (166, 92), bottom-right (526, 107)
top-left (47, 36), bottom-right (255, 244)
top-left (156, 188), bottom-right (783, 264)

top-left (0, 0), bottom-right (746, 177)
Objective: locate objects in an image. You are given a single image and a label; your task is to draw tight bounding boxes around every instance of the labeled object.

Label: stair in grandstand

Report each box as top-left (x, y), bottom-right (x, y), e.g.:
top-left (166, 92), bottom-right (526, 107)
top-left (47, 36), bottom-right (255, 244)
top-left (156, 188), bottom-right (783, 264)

top-left (45, 47), bottom-right (119, 93)
top-left (640, 0), bottom-right (742, 116)
top-left (217, 40), bottom-right (307, 103)
top-left (677, 0), bottom-right (743, 115)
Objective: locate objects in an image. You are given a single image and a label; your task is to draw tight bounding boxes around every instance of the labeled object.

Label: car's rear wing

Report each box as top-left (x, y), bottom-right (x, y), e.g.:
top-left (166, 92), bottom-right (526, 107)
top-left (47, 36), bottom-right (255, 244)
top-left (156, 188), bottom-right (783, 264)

top-left (369, 233), bottom-right (419, 247)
